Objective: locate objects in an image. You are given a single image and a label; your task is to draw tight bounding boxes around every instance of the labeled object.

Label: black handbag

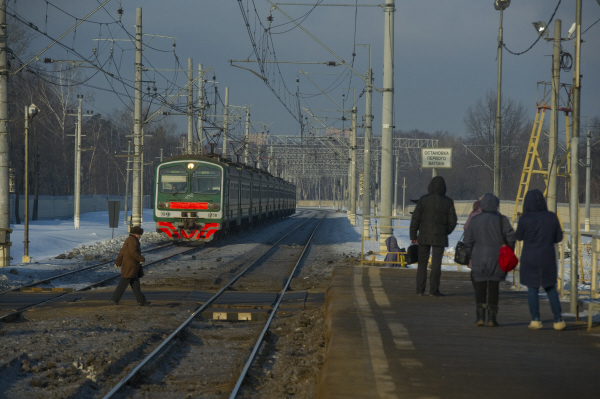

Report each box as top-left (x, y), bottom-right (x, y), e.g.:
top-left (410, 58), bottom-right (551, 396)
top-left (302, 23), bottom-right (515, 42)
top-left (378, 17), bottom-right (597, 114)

top-left (454, 233), bottom-right (469, 265)
top-left (404, 244), bottom-right (419, 265)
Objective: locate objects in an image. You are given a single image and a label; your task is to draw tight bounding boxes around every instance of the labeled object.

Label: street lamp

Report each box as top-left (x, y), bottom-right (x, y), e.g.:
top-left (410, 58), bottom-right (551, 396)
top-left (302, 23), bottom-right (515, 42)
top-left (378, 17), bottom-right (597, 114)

top-left (493, 0), bottom-right (510, 198)
top-left (532, 21), bottom-right (549, 38)
top-left (23, 103), bottom-right (39, 263)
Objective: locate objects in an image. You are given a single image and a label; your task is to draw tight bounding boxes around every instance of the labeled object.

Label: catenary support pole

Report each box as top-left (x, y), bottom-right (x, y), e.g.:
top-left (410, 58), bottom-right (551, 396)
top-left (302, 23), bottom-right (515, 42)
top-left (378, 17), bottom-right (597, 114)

top-left (585, 124), bottom-right (591, 232)
top-left (140, 126), bottom-right (144, 223)
top-left (548, 19), bottom-right (561, 214)
top-left (494, 6), bottom-right (504, 198)
top-left (74, 97), bottom-right (82, 229)
top-left (393, 154), bottom-right (398, 217)
top-left (569, 0), bottom-right (582, 314)
top-left (198, 63), bottom-right (203, 155)
top-left (23, 107), bottom-right (30, 263)
top-left (187, 58), bottom-right (193, 155)
top-left (379, 0), bottom-right (395, 246)
top-left (131, 7), bottom-right (143, 228)
top-left (245, 107), bottom-right (250, 165)
top-left (0, 0), bottom-right (10, 266)
top-left (222, 87), bottom-right (229, 157)
top-left (402, 176), bottom-right (406, 216)
top-left (349, 106), bottom-right (357, 225)
top-left (362, 65), bottom-right (373, 238)
top-left (123, 141), bottom-right (131, 224)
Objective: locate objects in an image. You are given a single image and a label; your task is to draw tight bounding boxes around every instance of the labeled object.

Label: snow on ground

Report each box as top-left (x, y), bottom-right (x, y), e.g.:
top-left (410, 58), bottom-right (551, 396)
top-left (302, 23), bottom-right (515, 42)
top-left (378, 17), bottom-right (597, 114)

top-left (9, 209), bottom-right (159, 263)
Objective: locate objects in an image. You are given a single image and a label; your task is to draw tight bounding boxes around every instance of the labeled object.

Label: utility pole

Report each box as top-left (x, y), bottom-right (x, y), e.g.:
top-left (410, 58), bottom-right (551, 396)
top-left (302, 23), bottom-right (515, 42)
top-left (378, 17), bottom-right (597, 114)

top-left (393, 154), bottom-right (398, 217)
top-left (569, 0), bottom-right (582, 314)
top-left (493, 0), bottom-right (510, 198)
top-left (0, 0), bottom-right (10, 266)
top-left (74, 96), bottom-right (83, 229)
top-left (123, 141), bottom-right (131, 224)
top-left (198, 63), bottom-right (204, 155)
top-left (379, 0), bottom-right (395, 246)
top-left (585, 123), bottom-right (591, 232)
top-left (222, 87), bottom-right (229, 158)
top-left (362, 53), bottom-right (373, 239)
top-left (245, 107), bottom-right (250, 165)
top-left (131, 7), bottom-right (143, 228)
top-left (187, 58), bottom-right (193, 154)
top-left (547, 19), bottom-right (561, 214)
top-left (67, 95), bottom-right (93, 230)
top-left (349, 106), bottom-right (357, 225)
top-left (402, 177), bottom-right (406, 216)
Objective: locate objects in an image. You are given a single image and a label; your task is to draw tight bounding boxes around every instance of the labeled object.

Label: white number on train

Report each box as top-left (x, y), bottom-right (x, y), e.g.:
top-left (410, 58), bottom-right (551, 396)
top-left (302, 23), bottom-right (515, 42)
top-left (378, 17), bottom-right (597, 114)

top-left (160, 211), bottom-right (171, 217)
top-left (208, 212), bottom-right (218, 218)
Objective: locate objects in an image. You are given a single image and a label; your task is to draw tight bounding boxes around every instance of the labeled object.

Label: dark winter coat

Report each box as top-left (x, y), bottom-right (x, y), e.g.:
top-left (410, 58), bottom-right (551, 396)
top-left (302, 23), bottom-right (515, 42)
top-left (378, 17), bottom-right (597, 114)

top-left (464, 194), bottom-right (516, 282)
top-left (115, 234), bottom-right (146, 279)
top-left (384, 236), bottom-right (402, 267)
top-left (464, 200), bottom-right (482, 269)
top-left (409, 176), bottom-right (457, 247)
top-left (515, 189), bottom-right (563, 288)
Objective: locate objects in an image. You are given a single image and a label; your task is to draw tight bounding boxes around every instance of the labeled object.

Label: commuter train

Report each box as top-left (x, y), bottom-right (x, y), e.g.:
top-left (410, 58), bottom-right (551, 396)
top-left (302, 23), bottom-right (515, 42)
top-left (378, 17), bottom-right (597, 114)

top-left (153, 154), bottom-right (296, 242)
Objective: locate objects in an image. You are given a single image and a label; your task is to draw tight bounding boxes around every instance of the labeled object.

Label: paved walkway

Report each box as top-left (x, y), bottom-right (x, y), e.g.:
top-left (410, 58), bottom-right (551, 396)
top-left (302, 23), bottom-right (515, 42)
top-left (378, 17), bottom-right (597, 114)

top-left (318, 266), bottom-right (600, 399)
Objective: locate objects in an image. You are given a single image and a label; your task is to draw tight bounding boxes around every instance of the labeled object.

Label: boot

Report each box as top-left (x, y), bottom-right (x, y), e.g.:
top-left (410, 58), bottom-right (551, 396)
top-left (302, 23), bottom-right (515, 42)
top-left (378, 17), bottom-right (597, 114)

top-left (487, 305), bottom-right (499, 327)
top-left (475, 304), bottom-right (486, 326)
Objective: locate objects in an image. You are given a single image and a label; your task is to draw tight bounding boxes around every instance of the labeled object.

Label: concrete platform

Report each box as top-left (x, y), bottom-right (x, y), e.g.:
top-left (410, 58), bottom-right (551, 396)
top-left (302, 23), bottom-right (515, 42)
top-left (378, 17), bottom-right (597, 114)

top-left (318, 266), bottom-right (600, 399)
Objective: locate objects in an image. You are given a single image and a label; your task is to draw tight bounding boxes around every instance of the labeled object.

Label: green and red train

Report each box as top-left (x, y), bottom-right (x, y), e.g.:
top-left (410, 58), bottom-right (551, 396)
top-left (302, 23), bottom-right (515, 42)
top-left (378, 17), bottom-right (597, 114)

top-left (153, 155), bottom-right (296, 242)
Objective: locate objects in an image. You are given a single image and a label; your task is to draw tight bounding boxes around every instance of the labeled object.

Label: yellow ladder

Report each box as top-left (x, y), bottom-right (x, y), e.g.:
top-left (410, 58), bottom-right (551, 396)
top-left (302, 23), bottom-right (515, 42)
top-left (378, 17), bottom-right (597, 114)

top-left (512, 108), bottom-right (548, 224)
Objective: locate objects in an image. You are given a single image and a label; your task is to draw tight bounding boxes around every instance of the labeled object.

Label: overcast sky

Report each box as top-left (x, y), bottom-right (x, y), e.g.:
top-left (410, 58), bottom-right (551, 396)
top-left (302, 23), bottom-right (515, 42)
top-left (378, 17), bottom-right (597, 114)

top-left (14, 0), bottom-right (600, 139)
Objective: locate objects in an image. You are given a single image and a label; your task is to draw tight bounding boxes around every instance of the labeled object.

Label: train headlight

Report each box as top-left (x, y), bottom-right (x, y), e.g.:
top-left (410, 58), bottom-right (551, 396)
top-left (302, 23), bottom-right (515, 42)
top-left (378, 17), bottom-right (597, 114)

top-left (159, 202), bottom-right (170, 209)
top-left (208, 203), bottom-right (220, 210)
top-left (187, 163), bottom-right (195, 169)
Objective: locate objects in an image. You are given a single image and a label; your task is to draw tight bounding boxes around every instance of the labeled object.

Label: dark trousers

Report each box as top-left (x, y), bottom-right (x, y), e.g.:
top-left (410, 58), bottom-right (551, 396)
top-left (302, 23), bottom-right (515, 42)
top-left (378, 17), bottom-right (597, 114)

top-left (473, 280), bottom-right (499, 306)
top-left (111, 278), bottom-right (146, 305)
top-left (416, 244), bottom-right (444, 294)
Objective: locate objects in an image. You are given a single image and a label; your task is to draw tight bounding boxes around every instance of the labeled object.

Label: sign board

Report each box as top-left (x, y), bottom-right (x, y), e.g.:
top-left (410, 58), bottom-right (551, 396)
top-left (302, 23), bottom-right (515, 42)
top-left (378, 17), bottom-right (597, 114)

top-left (108, 201), bottom-right (120, 228)
top-left (421, 148), bottom-right (452, 169)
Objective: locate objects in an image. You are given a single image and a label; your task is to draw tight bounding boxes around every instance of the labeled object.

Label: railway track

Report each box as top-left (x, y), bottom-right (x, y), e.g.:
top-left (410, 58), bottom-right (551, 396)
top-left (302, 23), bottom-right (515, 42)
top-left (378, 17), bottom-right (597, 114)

top-left (101, 211), bottom-right (326, 398)
top-left (0, 243), bottom-right (199, 322)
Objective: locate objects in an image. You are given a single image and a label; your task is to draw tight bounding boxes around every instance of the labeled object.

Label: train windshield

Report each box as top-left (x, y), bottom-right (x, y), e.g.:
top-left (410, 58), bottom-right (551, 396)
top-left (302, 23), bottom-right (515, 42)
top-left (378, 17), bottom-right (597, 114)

top-left (192, 166), bottom-right (221, 194)
top-left (158, 165), bottom-right (188, 193)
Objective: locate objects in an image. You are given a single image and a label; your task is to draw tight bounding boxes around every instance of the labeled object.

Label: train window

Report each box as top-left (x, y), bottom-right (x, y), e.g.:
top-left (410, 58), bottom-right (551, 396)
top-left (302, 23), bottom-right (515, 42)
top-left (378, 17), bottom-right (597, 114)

top-left (192, 167), bottom-right (221, 194)
top-left (159, 165), bottom-right (188, 193)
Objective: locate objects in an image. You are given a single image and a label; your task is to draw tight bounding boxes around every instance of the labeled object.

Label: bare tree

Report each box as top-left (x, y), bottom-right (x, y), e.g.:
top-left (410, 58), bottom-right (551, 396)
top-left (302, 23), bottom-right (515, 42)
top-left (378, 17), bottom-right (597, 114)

top-left (463, 90), bottom-right (532, 200)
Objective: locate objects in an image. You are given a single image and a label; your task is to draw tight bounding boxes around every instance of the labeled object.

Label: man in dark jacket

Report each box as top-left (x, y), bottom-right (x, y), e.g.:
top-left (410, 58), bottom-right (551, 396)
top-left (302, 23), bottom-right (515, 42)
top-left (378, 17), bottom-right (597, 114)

top-left (109, 226), bottom-right (148, 306)
top-left (410, 176), bottom-right (457, 296)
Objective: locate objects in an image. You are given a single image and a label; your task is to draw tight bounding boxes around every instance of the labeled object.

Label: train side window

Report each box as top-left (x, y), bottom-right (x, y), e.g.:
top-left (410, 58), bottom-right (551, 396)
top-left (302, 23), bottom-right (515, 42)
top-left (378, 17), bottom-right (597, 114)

top-left (159, 165), bottom-right (188, 193)
top-left (192, 167), bottom-right (221, 194)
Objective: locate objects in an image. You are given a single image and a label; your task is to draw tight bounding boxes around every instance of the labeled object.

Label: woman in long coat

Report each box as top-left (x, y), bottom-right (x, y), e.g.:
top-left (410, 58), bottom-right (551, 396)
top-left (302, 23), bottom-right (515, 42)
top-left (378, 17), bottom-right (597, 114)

top-left (515, 189), bottom-right (565, 330)
top-left (464, 194), bottom-right (515, 327)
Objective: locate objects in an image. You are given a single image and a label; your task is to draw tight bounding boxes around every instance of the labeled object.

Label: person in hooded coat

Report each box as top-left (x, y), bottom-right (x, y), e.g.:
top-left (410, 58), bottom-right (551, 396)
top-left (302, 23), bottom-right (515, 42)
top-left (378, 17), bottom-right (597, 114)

top-left (463, 193), bottom-right (515, 326)
top-left (515, 189), bottom-right (565, 330)
top-left (410, 176), bottom-right (457, 296)
top-left (384, 236), bottom-right (403, 267)
top-left (464, 199), bottom-right (482, 271)
top-left (109, 226), bottom-right (148, 306)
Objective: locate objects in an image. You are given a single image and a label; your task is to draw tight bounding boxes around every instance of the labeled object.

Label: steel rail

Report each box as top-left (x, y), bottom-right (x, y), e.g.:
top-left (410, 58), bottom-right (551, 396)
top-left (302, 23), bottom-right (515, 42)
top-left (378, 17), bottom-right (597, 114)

top-left (0, 245), bottom-right (197, 323)
top-left (102, 212), bottom-right (319, 399)
top-left (0, 243), bottom-right (174, 297)
top-left (229, 213), bottom-right (326, 398)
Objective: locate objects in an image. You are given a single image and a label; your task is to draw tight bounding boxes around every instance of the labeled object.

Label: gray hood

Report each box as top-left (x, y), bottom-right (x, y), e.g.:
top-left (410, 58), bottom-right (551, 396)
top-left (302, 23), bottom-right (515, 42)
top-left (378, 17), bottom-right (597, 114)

top-left (480, 193), bottom-right (499, 213)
